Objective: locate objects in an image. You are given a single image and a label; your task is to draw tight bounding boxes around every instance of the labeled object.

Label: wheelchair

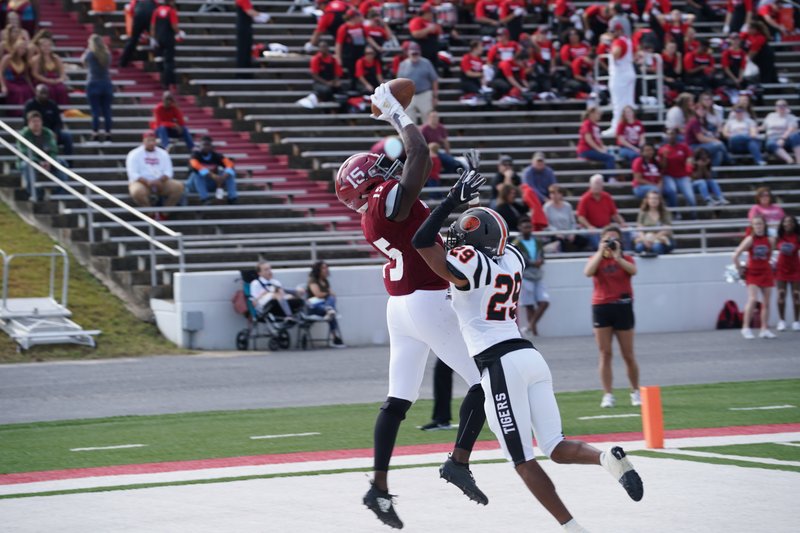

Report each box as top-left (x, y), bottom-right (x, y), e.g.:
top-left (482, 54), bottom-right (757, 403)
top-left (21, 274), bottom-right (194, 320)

top-left (235, 270), bottom-right (301, 351)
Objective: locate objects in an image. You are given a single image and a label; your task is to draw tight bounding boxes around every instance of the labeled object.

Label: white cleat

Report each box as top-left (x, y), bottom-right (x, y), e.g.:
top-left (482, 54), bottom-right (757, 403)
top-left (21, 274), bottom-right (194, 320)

top-left (563, 518), bottom-right (591, 532)
top-left (776, 320), bottom-right (787, 331)
top-left (601, 446), bottom-right (644, 501)
top-left (600, 393), bottom-right (616, 408)
top-left (792, 321), bottom-right (800, 331)
top-left (630, 390), bottom-right (642, 407)
top-left (741, 328), bottom-right (755, 340)
top-left (759, 329), bottom-right (776, 339)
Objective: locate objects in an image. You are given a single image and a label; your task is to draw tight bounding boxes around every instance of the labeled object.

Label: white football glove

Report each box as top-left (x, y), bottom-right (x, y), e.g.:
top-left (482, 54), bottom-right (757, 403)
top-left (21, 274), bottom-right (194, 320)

top-left (370, 83), bottom-right (412, 130)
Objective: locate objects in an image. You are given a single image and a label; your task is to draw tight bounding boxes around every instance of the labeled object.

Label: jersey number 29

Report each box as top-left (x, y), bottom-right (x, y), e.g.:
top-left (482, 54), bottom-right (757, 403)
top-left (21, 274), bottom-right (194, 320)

top-left (487, 273), bottom-right (522, 320)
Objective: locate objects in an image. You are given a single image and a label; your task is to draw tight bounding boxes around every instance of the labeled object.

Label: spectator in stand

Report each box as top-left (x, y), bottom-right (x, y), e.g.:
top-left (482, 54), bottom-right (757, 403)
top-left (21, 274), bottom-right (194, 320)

top-left (631, 143), bottom-right (669, 200)
top-left (658, 9), bottom-right (694, 53)
top-left (552, 0), bottom-right (577, 37)
top-left (336, 11), bottom-right (377, 81)
top-left (390, 40), bottom-right (410, 77)
top-left (363, 9), bottom-right (396, 50)
top-left (577, 107), bottom-right (617, 174)
top-left (743, 21), bottom-right (778, 84)
top-left (1, 12), bottom-right (31, 57)
top-left (426, 142), bottom-right (442, 189)
top-left (309, 42), bottom-right (344, 103)
top-left (577, 174), bottom-right (628, 250)
top-left (657, 128), bottom-right (696, 214)
top-left (721, 33), bottom-right (747, 91)
top-left (527, 27), bottom-right (558, 92)
top-left (775, 214), bottom-right (800, 332)
top-left (522, 151), bottom-right (556, 204)
top-left (544, 184), bottom-right (587, 252)
top-left (119, 0), bottom-right (156, 67)
top-left (732, 215), bottom-right (777, 339)
top-left (634, 190), bottom-right (673, 256)
top-left (512, 217), bottom-right (550, 338)
top-left (685, 0), bottom-right (720, 23)
top-left (487, 27), bottom-right (520, 65)
top-left (665, 92), bottom-right (694, 134)
top-left (420, 111), bottom-right (460, 173)
top-left (16, 110), bottom-right (65, 201)
top-left (499, 0), bottom-right (528, 41)
top-left (722, 105), bottom-right (766, 165)
top-left (603, 22), bottom-right (636, 137)
top-left (397, 42), bottom-right (439, 125)
top-left (495, 183), bottom-right (529, 232)
top-left (306, 261), bottom-right (346, 348)
top-left (493, 48), bottom-right (530, 104)
top-left (723, 0), bottom-right (754, 34)
top-left (559, 28), bottom-right (591, 67)
top-left (29, 36), bottom-right (67, 106)
top-left (355, 45), bottom-right (383, 93)
top-left (566, 50), bottom-right (595, 98)
top-left (24, 84), bottom-right (72, 157)
top-left (734, 91), bottom-right (756, 119)
top-left (408, 5), bottom-right (441, 68)
top-left (660, 41), bottom-right (684, 94)
top-left (187, 135), bottom-right (238, 205)
top-left (748, 186), bottom-right (785, 233)
top-left (489, 154), bottom-right (520, 204)
top-left (686, 104), bottom-right (732, 170)
top-left (250, 260), bottom-right (304, 318)
top-left (582, 2), bottom-right (613, 45)
top-left (763, 99), bottom-right (800, 164)
top-left (81, 34), bottom-right (113, 144)
top-left (758, 0), bottom-right (792, 38)
top-left (307, 0), bottom-right (351, 48)
top-left (125, 130), bottom-right (184, 215)
top-left (689, 147), bottom-right (728, 206)
top-left (459, 39), bottom-right (488, 97)
top-left (683, 39), bottom-right (717, 92)
top-left (474, 0), bottom-right (502, 36)
top-left (698, 92), bottom-right (725, 136)
top-left (7, 0), bottom-right (36, 35)
top-left (234, 0), bottom-right (270, 73)
top-left (0, 38), bottom-right (34, 115)
top-left (682, 26), bottom-right (700, 55)
top-left (616, 106), bottom-right (645, 165)
top-left (151, 0), bottom-right (179, 91)
top-left (152, 91), bottom-right (194, 152)
top-left (584, 224), bottom-right (641, 408)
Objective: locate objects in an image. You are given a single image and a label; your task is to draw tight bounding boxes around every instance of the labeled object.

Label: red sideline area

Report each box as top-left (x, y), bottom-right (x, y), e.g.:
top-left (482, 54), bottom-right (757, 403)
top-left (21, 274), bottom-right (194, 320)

top-left (3, 423), bottom-right (798, 485)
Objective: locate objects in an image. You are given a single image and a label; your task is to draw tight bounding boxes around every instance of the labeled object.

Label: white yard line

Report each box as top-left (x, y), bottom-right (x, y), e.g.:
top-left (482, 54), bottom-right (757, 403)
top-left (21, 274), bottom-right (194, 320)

top-left (728, 405), bottom-right (796, 411)
top-left (577, 414), bottom-right (641, 420)
top-left (249, 432), bottom-right (320, 440)
top-left (654, 449), bottom-right (800, 467)
top-left (70, 445), bottom-right (147, 452)
top-left (775, 442), bottom-right (800, 448)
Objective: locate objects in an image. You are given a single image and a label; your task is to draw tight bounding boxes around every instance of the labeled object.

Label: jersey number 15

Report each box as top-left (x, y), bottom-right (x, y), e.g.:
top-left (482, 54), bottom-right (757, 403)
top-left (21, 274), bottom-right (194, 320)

top-left (487, 273), bottom-right (522, 321)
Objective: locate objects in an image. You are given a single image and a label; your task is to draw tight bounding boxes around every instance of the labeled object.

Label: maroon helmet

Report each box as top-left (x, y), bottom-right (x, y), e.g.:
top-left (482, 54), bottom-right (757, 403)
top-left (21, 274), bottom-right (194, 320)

top-left (334, 152), bottom-right (403, 212)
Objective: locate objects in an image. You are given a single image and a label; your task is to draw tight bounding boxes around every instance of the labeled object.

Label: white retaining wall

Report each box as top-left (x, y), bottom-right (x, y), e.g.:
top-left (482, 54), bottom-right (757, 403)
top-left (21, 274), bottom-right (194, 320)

top-left (151, 252), bottom-right (747, 350)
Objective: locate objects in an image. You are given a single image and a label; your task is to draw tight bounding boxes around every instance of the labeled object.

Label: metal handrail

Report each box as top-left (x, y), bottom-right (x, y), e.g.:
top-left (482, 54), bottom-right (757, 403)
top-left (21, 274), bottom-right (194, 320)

top-left (0, 120), bottom-right (185, 286)
top-left (1, 245), bottom-right (68, 310)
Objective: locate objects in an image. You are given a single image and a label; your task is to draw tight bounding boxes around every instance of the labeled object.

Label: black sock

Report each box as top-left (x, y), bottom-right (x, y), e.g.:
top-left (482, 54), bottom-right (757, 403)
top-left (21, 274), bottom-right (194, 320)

top-left (454, 384), bottom-right (486, 456)
top-left (374, 398), bottom-right (412, 472)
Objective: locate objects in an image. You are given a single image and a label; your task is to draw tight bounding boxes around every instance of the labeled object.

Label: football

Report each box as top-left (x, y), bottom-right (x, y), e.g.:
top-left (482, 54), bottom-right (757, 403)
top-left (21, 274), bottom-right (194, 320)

top-left (371, 78), bottom-right (416, 116)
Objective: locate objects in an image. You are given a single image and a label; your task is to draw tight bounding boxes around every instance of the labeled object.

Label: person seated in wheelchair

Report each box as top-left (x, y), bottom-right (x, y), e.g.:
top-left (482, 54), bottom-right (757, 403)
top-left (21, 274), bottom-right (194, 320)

top-left (306, 260), bottom-right (345, 348)
top-left (250, 260), bottom-right (304, 325)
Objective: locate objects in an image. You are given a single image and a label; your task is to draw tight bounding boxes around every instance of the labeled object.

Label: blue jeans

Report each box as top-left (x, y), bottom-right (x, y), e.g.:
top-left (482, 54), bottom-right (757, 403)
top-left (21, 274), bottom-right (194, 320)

top-left (55, 129), bottom-right (73, 156)
top-left (635, 240), bottom-right (673, 255)
top-left (86, 79), bottom-right (113, 133)
top-left (307, 295), bottom-right (340, 337)
top-left (728, 134), bottom-right (763, 164)
top-left (578, 149), bottom-right (616, 170)
top-left (633, 184), bottom-right (660, 200)
top-left (156, 126), bottom-right (195, 151)
top-left (690, 141), bottom-right (731, 169)
top-left (617, 147), bottom-right (640, 165)
top-left (187, 169), bottom-right (237, 201)
top-left (20, 159), bottom-right (67, 201)
top-left (438, 151), bottom-right (460, 173)
top-left (693, 178), bottom-right (725, 202)
top-left (663, 175), bottom-right (696, 208)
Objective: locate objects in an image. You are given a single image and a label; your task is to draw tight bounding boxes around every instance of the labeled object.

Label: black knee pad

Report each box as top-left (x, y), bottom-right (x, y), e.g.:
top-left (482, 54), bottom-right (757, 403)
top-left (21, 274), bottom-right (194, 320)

top-left (380, 397), bottom-right (412, 421)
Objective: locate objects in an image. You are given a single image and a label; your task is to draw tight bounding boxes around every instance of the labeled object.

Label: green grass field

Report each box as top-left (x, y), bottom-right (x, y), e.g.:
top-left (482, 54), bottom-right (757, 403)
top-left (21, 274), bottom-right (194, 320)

top-left (2, 379), bottom-right (798, 475)
top-left (0, 202), bottom-right (184, 362)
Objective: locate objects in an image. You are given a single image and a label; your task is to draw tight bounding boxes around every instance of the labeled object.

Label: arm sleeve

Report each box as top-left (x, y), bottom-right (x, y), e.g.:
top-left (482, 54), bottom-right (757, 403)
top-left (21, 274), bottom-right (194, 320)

top-left (412, 196), bottom-right (457, 248)
top-left (355, 59), bottom-right (366, 78)
top-left (189, 154), bottom-right (205, 172)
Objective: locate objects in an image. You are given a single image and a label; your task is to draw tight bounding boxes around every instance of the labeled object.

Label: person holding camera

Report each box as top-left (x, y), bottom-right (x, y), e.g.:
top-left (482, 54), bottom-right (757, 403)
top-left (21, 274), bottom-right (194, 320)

top-left (584, 225), bottom-right (641, 409)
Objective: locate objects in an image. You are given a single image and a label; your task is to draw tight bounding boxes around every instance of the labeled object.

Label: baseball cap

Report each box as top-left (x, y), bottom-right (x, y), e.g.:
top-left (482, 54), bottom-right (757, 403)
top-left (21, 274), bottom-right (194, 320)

top-left (533, 151), bottom-right (545, 161)
top-left (408, 42), bottom-right (421, 54)
top-left (499, 154), bottom-right (513, 164)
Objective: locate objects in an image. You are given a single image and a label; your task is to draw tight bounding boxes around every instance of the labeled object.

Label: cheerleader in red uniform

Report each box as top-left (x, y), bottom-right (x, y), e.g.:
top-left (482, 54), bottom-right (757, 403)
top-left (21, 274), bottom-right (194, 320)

top-left (775, 215), bottom-right (800, 332)
top-left (732, 215), bottom-right (776, 339)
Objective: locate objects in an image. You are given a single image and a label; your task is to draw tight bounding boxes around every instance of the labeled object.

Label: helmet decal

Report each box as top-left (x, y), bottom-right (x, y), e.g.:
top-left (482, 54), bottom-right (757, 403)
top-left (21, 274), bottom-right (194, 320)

top-left (460, 215), bottom-right (481, 232)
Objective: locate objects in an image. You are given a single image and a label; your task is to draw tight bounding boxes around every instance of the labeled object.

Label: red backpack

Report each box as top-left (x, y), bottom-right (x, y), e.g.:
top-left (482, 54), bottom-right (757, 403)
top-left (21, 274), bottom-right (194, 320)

top-left (716, 300), bottom-right (743, 329)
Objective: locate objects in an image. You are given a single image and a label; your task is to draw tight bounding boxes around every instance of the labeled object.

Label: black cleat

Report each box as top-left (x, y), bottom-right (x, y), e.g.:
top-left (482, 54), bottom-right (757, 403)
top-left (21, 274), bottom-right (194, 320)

top-left (439, 455), bottom-right (489, 505)
top-left (363, 482), bottom-right (403, 529)
top-left (601, 446), bottom-right (644, 502)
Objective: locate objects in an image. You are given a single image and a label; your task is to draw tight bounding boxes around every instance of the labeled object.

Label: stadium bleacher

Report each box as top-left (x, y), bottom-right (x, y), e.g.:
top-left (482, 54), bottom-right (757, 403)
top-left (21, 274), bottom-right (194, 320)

top-left (0, 0), bottom-right (798, 311)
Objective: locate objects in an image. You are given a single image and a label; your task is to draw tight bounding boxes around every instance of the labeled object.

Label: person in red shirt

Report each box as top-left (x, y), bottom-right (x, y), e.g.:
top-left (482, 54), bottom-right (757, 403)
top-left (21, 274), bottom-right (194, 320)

top-left (758, 0), bottom-right (790, 37)
top-left (474, 0), bottom-right (502, 36)
top-left (723, 0), bottom-right (754, 34)
top-left (310, 41), bottom-right (344, 101)
top-left (657, 128), bottom-right (695, 211)
top-left (308, 0), bottom-right (352, 47)
top-left (493, 49), bottom-right (529, 102)
top-left (658, 9), bottom-right (694, 53)
top-left (743, 21), bottom-right (778, 83)
top-left (683, 38), bottom-right (717, 91)
top-left (660, 40), bottom-right (684, 92)
top-left (408, 5), bottom-right (441, 67)
top-left (583, 224), bottom-right (640, 408)
top-left (391, 40), bottom-right (410, 76)
top-left (363, 9), bottom-right (396, 50)
top-left (576, 174), bottom-right (627, 240)
top-left (721, 33), bottom-right (746, 89)
top-left (567, 52), bottom-right (594, 97)
top-left (151, 91), bottom-right (193, 151)
top-left (235, 0), bottom-right (270, 73)
top-left (486, 27), bottom-right (520, 64)
top-left (150, 0), bottom-right (179, 90)
top-left (355, 45), bottom-right (384, 93)
top-left (616, 106), bottom-right (645, 164)
top-left (775, 215), bottom-right (800, 331)
top-left (460, 39), bottom-right (487, 95)
top-left (530, 26), bottom-right (557, 76)
top-left (577, 107), bottom-right (617, 172)
top-left (582, 3), bottom-right (613, 44)
top-left (336, 11), bottom-right (379, 80)
top-left (559, 28), bottom-right (591, 66)
top-left (631, 144), bottom-right (667, 200)
top-left (732, 215), bottom-right (777, 339)
top-left (499, 0), bottom-right (527, 40)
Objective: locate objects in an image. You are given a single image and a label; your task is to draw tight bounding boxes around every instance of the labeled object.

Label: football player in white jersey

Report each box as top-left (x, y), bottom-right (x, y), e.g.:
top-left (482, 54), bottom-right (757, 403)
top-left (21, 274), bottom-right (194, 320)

top-left (411, 175), bottom-right (644, 533)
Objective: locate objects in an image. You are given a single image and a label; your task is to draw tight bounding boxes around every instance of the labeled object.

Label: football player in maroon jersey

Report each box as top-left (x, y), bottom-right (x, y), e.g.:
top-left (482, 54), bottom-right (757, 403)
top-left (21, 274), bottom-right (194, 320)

top-left (335, 83), bottom-right (487, 529)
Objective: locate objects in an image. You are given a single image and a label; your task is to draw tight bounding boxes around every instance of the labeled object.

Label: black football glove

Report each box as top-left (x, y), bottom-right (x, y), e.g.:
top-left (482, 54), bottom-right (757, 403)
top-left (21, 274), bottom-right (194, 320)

top-left (463, 148), bottom-right (481, 173)
top-left (447, 168), bottom-right (486, 206)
